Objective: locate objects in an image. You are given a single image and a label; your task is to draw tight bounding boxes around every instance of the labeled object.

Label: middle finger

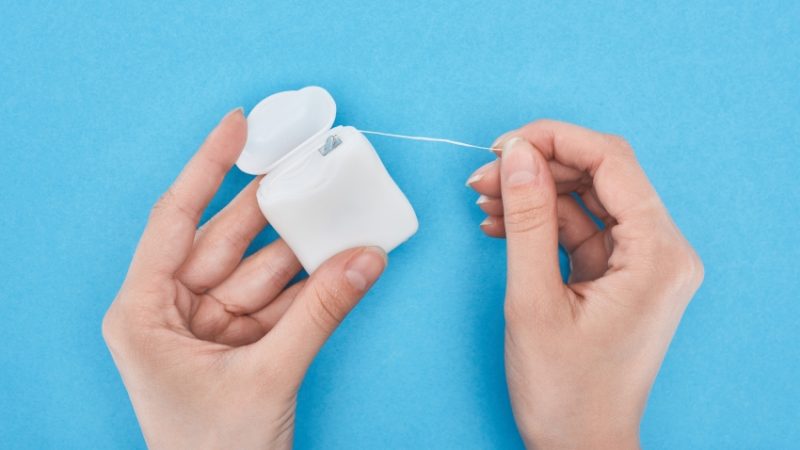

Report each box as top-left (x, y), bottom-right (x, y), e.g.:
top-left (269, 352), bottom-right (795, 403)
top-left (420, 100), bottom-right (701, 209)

top-left (177, 178), bottom-right (267, 292)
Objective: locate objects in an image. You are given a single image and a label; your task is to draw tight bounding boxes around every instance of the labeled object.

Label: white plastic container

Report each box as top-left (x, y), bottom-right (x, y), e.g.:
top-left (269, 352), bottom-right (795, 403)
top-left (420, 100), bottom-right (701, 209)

top-left (236, 86), bottom-right (418, 273)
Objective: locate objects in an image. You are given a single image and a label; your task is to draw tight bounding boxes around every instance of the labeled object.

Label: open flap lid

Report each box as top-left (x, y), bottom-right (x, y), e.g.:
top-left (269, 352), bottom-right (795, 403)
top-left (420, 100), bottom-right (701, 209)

top-left (236, 86), bottom-right (336, 175)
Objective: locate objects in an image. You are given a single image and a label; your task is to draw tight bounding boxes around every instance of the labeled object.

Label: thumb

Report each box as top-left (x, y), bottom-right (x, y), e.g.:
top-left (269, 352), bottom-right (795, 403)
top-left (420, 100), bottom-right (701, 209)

top-left (500, 137), bottom-right (565, 311)
top-left (257, 247), bottom-right (387, 380)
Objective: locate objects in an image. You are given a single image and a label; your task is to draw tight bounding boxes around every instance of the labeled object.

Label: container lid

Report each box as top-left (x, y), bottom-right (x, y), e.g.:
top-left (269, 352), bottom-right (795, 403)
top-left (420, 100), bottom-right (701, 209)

top-left (236, 86), bottom-right (336, 175)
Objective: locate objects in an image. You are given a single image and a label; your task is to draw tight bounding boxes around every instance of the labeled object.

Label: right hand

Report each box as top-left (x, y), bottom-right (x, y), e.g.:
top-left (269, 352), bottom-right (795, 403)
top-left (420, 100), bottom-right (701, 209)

top-left (466, 120), bottom-right (704, 448)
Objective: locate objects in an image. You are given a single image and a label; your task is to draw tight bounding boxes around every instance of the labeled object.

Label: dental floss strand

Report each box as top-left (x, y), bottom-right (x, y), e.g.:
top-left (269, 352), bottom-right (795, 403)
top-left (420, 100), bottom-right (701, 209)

top-left (357, 129), bottom-right (499, 152)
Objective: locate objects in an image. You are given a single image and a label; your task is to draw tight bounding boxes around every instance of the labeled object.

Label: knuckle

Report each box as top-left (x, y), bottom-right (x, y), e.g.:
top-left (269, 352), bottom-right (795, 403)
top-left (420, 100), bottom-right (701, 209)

top-left (650, 237), bottom-right (705, 294)
top-left (220, 226), bottom-right (252, 252)
top-left (100, 307), bottom-right (116, 345)
top-left (151, 188), bottom-right (197, 222)
top-left (604, 134), bottom-right (637, 159)
top-left (518, 118), bottom-right (559, 141)
top-left (101, 295), bottom-right (160, 356)
top-left (151, 189), bottom-right (177, 216)
top-left (530, 118), bottom-right (556, 129)
top-left (693, 251), bottom-right (705, 284)
top-left (605, 133), bottom-right (631, 149)
top-left (262, 257), bottom-right (294, 284)
top-left (502, 191), bottom-right (554, 234)
top-left (681, 247), bottom-right (705, 291)
top-left (306, 282), bottom-right (351, 333)
top-left (101, 302), bottom-right (128, 352)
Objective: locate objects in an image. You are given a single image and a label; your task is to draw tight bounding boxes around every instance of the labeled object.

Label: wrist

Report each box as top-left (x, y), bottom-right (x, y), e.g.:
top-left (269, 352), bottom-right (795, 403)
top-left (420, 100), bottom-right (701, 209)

top-left (519, 424), bottom-right (639, 450)
top-left (143, 428), bottom-right (293, 450)
top-left (514, 410), bottom-right (640, 450)
top-left (509, 390), bottom-right (641, 450)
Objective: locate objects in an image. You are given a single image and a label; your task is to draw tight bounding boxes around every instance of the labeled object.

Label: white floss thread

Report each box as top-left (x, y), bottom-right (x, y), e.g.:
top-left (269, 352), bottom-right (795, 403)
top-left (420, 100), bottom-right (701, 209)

top-left (358, 129), bottom-right (499, 152)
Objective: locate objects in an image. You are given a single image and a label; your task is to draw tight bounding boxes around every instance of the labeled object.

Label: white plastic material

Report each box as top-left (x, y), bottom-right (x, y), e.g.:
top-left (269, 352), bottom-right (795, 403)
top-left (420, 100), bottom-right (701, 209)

top-left (236, 86), bottom-right (418, 273)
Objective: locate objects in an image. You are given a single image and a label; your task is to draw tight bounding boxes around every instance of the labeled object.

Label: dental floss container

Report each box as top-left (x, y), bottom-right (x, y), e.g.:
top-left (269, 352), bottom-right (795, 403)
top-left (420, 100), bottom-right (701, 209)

top-left (235, 86), bottom-right (419, 273)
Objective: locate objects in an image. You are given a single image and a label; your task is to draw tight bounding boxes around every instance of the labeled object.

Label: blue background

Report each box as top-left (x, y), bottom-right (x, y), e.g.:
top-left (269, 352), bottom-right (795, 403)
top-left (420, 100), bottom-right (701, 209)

top-left (1, 1), bottom-right (798, 448)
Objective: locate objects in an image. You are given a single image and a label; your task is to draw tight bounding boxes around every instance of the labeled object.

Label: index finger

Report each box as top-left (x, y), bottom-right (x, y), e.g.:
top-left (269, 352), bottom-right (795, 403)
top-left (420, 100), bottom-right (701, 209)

top-left (514, 120), bottom-right (663, 223)
top-left (131, 108), bottom-right (248, 276)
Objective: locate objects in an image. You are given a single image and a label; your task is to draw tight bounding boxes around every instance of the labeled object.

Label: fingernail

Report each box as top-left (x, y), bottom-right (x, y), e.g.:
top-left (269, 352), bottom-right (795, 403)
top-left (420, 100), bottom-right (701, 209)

top-left (227, 106), bottom-right (244, 118)
top-left (345, 247), bottom-right (387, 291)
top-left (480, 216), bottom-right (494, 227)
top-left (476, 195), bottom-right (490, 205)
top-left (466, 160), bottom-right (497, 187)
top-left (491, 130), bottom-right (517, 152)
top-left (503, 137), bottom-right (538, 187)
top-left (604, 232), bottom-right (614, 254)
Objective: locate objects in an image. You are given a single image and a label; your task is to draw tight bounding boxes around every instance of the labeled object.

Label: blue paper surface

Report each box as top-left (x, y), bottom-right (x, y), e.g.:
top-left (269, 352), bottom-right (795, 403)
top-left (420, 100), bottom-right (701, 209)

top-left (1, 1), bottom-right (798, 448)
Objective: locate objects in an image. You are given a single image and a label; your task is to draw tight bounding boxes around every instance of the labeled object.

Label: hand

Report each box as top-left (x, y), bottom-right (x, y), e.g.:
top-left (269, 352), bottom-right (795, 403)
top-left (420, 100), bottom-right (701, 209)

top-left (102, 109), bottom-right (387, 449)
top-left (466, 120), bottom-right (703, 448)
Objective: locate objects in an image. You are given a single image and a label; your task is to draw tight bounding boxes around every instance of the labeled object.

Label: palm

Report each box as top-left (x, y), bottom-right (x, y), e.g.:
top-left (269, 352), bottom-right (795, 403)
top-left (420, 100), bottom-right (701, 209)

top-left (169, 266), bottom-right (303, 347)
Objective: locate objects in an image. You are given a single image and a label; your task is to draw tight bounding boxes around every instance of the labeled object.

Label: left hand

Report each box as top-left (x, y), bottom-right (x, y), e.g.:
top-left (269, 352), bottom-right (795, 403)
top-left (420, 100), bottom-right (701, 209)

top-left (102, 108), bottom-right (387, 449)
